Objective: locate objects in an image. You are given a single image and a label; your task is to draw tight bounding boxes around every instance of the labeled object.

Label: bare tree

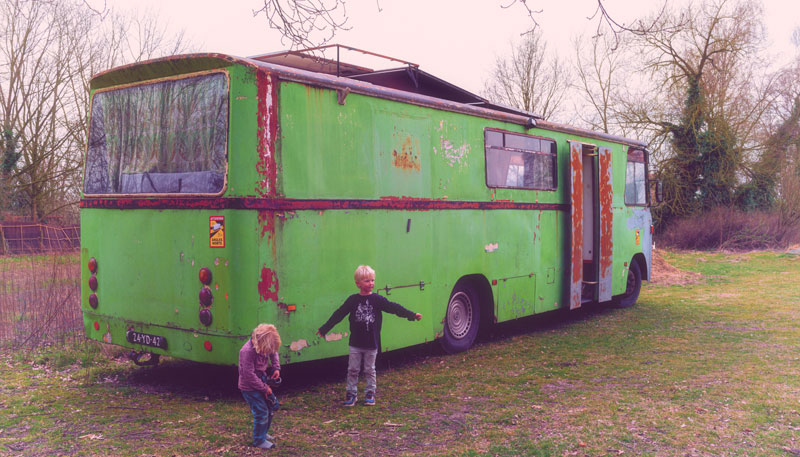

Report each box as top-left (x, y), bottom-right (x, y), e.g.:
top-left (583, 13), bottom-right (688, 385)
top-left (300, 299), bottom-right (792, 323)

top-left (483, 30), bottom-right (571, 121)
top-left (0, 0), bottom-right (189, 222)
top-left (572, 32), bottom-right (631, 134)
top-left (0, 0), bottom-right (86, 221)
top-left (253, 0), bottom-right (349, 49)
top-left (612, 0), bottom-right (774, 223)
top-left (252, 0), bottom-right (665, 50)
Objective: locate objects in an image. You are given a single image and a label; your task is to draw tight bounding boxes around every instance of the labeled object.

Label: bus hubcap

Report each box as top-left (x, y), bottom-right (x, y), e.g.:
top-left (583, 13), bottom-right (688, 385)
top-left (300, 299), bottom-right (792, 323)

top-left (447, 291), bottom-right (473, 339)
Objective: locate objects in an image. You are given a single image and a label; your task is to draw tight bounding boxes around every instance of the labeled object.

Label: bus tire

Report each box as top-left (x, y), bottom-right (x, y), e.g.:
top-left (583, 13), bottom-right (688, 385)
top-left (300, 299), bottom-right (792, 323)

top-left (616, 261), bottom-right (642, 308)
top-left (441, 283), bottom-right (480, 354)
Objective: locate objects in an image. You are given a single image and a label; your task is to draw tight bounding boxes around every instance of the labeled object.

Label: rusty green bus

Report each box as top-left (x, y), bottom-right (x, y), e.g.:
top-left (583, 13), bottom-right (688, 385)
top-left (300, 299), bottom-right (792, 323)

top-left (81, 47), bottom-right (654, 366)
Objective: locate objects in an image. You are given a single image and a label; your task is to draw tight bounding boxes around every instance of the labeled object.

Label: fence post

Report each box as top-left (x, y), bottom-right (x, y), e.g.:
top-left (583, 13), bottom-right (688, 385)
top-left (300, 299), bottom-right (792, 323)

top-left (0, 223), bottom-right (5, 255)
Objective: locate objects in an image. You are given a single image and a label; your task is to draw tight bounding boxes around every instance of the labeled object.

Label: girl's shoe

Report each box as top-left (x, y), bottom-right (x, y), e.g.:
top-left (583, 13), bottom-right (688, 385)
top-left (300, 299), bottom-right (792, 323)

top-left (255, 440), bottom-right (275, 449)
top-left (343, 393), bottom-right (357, 406)
top-left (364, 392), bottom-right (375, 406)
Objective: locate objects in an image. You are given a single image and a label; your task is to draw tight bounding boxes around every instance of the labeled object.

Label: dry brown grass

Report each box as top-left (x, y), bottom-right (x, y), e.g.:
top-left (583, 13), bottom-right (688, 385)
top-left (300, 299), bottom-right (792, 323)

top-left (649, 249), bottom-right (705, 286)
top-left (658, 206), bottom-right (800, 251)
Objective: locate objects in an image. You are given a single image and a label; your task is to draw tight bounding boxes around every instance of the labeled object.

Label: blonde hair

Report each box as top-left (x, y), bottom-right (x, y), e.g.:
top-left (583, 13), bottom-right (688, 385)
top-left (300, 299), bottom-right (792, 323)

top-left (354, 265), bottom-right (375, 281)
top-left (251, 323), bottom-right (281, 355)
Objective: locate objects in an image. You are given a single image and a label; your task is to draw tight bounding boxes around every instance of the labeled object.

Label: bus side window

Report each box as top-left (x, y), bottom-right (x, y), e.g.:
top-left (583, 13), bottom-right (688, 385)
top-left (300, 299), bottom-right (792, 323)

top-left (484, 129), bottom-right (557, 191)
top-left (625, 149), bottom-right (647, 206)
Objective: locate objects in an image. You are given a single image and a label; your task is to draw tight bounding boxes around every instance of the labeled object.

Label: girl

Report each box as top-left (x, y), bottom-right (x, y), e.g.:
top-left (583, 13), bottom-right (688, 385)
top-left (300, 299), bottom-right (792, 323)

top-left (238, 323), bottom-right (281, 449)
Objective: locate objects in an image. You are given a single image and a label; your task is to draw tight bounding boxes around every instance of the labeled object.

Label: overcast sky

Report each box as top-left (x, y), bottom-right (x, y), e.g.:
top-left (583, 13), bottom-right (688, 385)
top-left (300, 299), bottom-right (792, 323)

top-left (90, 0), bottom-right (798, 95)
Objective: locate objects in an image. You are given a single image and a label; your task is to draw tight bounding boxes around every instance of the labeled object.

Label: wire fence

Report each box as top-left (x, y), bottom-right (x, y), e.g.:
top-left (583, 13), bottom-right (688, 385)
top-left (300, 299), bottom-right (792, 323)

top-left (0, 250), bottom-right (84, 350)
top-left (0, 222), bottom-right (80, 255)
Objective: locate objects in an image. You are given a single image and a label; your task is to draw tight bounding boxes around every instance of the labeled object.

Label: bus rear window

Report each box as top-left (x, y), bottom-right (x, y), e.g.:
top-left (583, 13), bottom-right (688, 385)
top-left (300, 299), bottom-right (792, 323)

top-left (84, 72), bottom-right (228, 195)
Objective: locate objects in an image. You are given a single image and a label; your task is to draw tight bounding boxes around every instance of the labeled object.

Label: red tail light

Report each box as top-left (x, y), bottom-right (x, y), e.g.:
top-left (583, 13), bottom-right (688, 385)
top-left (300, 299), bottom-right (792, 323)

top-left (88, 257), bottom-right (98, 273)
top-left (89, 293), bottom-right (98, 309)
top-left (199, 308), bottom-right (213, 326)
top-left (88, 275), bottom-right (98, 291)
top-left (203, 341), bottom-right (213, 351)
top-left (93, 321), bottom-right (99, 330)
top-left (199, 267), bottom-right (212, 285)
top-left (199, 287), bottom-right (213, 307)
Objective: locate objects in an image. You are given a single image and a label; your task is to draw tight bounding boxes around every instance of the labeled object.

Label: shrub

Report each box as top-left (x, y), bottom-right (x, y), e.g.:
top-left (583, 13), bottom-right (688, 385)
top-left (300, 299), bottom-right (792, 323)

top-left (657, 206), bottom-right (800, 251)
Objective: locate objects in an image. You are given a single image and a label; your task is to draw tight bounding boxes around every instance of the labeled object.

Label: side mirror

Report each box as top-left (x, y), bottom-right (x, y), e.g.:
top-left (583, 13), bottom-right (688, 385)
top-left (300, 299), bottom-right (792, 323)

top-left (650, 179), bottom-right (663, 205)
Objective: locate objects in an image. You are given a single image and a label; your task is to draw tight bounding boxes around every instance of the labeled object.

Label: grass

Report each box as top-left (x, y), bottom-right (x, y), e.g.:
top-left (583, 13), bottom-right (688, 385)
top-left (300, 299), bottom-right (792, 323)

top-left (2, 250), bottom-right (800, 456)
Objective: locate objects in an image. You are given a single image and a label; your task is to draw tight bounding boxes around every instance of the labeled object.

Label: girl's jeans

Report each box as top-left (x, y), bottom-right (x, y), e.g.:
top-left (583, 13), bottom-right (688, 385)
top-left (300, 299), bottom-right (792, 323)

top-left (241, 373), bottom-right (275, 446)
top-left (346, 346), bottom-right (378, 395)
top-left (241, 390), bottom-right (273, 446)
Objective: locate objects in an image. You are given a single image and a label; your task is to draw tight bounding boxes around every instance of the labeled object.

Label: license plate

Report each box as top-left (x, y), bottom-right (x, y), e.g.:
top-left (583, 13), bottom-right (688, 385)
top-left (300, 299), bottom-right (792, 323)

top-left (126, 330), bottom-right (167, 349)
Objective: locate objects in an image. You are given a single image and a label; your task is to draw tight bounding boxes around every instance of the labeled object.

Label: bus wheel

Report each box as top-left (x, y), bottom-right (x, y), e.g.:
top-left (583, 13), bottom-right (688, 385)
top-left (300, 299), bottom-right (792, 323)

top-left (616, 261), bottom-right (642, 308)
top-left (441, 283), bottom-right (480, 354)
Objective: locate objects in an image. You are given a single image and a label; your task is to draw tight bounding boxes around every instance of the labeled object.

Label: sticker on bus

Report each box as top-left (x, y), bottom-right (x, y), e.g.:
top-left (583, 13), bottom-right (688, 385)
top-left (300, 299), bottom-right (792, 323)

top-left (210, 216), bottom-right (225, 248)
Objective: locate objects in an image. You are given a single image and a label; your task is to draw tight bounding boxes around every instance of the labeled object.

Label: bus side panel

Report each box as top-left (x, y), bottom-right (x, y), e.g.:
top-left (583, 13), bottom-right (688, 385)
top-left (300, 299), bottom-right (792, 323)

top-left (265, 209), bottom-right (435, 363)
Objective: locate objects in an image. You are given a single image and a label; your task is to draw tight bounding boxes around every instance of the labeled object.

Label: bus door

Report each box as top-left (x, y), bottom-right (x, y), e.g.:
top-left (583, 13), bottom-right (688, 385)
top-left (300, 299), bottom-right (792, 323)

top-left (568, 142), bottom-right (614, 309)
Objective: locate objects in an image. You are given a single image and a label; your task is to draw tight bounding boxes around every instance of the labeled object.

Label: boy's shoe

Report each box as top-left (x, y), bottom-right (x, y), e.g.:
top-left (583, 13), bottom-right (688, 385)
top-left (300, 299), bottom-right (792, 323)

top-left (364, 391), bottom-right (375, 406)
top-left (343, 393), bottom-right (357, 407)
top-left (255, 440), bottom-right (275, 449)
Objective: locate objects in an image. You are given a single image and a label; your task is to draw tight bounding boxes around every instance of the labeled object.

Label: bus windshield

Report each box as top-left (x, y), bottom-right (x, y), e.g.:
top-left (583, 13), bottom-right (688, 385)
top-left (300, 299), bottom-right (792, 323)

top-left (83, 72), bottom-right (228, 195)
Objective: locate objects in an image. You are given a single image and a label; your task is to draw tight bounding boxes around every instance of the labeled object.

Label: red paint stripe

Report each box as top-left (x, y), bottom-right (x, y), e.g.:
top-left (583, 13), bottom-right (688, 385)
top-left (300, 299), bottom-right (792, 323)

top-left (80, 197), bottom-right (568, 212)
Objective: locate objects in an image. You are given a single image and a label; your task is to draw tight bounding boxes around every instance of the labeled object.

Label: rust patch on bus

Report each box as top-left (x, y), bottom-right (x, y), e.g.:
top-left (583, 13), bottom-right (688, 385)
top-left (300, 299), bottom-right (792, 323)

top-left (255, 71), bottom-right (278, 197)
top-left (258, 267), bottom-right (279, 302)
top-left (392, 136), bottom-right (421, 171)
top-left (258, 210), bottom-right (275, 240)
top-left (598, 147), bottom-right (614, 301)
top-left (569, 142), bottom-right (583, 310)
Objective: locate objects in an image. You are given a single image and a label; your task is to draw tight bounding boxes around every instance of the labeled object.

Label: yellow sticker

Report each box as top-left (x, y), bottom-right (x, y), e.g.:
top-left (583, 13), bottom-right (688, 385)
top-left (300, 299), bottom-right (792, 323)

top-left (209, 216), bottom-right (225, 248)
top-left (635, 229), bottom-right (640, 245)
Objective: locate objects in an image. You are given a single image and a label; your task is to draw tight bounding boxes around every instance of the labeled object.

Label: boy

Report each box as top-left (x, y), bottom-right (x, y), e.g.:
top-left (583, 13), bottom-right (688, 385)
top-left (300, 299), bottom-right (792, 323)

top-left (317, 265), bottom-right (422, 406)
top-left (238, 323), bottom-right (282, 449)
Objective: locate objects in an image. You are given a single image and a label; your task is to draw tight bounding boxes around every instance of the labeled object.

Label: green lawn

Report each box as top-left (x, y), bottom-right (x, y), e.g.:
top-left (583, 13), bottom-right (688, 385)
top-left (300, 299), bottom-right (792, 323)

top-left (1, 250), bottom-right (799, 456)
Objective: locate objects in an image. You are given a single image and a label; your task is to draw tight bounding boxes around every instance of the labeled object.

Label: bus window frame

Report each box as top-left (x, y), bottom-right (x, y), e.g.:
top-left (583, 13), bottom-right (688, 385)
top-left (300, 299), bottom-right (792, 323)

top-left (483, 127), bottom-right (558, 192)
top-left (83, 69), bottom-right (231, 199)
top-left (624, 148), bottom-right (650, 207)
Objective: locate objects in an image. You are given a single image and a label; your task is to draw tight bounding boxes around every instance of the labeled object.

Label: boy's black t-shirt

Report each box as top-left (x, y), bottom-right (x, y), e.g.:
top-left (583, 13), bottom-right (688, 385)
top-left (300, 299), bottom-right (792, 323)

top-left (318, 293), bottom-right (417, 350)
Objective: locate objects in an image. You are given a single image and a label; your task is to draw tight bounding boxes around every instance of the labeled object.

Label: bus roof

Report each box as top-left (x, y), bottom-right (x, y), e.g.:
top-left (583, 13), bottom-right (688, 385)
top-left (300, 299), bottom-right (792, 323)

top-left (89, 50), bottom-right (648, 149)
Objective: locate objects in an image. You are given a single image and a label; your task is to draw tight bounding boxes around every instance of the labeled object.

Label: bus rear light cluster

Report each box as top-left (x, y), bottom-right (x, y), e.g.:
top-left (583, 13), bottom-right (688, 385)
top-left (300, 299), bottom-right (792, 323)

top-left (88, 257), bottom-right (99, 309)
top-left (198, 267), bottom-right (213, 326)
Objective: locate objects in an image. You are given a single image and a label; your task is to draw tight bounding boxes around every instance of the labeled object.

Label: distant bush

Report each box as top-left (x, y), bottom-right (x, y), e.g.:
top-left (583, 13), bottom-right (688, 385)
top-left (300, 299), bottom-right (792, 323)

top-left (657, 206), bottom-right (800, 251)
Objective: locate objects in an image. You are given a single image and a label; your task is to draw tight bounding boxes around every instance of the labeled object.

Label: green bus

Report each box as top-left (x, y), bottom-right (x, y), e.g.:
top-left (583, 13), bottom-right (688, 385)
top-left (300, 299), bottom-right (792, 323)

top-left (80, 46), bottom-right (654, 366)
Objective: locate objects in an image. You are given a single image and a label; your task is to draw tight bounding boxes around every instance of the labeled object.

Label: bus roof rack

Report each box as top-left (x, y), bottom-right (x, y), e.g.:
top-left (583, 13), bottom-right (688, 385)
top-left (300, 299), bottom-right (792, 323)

top-left (250, 44), bottom-right (542, 120)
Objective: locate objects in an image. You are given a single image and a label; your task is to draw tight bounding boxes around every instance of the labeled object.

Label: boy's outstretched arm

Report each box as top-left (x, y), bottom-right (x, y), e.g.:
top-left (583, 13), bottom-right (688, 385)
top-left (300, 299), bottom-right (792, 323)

top-left (379, 296), bottom-right (420, 321)
top-left (317, 299), bottom-right (351, 338)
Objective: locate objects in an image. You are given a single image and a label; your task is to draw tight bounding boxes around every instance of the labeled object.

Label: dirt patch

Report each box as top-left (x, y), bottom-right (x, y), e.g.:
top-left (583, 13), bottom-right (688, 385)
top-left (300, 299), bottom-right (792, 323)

top-left (650, 249), bottom-right (704, 286)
